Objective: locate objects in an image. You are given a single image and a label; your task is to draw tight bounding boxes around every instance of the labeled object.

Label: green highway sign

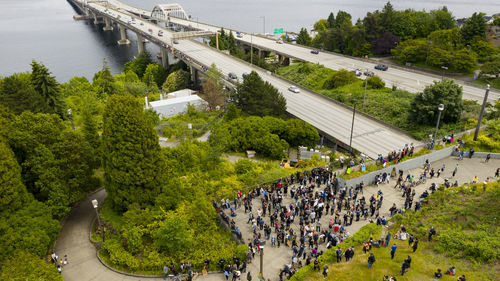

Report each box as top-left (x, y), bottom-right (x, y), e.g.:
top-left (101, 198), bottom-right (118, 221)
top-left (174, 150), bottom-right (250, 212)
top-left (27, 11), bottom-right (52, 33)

top-left (274, 28), bottom-right (284, 34)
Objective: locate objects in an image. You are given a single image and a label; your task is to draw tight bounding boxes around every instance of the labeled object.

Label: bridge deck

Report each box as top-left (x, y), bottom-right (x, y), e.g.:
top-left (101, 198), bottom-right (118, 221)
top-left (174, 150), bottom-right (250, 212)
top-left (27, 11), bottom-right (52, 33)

top-left (83, 0), bottom-right (417, 158)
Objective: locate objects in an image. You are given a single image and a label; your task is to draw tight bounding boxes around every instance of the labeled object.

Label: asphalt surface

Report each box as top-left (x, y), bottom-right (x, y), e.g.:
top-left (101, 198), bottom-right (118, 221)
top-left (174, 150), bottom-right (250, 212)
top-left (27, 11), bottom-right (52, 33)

top-left (85, 1), bottom-right (417, 159)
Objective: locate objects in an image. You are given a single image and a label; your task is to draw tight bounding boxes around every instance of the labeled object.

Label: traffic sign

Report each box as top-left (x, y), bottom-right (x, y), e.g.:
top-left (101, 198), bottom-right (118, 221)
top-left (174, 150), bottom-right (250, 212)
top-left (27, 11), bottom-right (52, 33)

top-left (274, 28), bottom-right (283, 34)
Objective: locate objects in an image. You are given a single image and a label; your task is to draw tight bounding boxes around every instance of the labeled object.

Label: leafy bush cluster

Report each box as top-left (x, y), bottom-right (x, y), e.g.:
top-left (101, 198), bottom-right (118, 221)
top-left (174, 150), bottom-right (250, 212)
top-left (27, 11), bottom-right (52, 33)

top-left (210, 115), bottom-right (320, 159)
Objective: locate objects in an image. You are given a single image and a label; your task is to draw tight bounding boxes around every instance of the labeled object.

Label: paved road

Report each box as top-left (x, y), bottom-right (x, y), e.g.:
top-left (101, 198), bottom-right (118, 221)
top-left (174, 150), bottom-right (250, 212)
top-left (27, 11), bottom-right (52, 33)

top-left (85, 2), bottom-right (417, 159)
top-left (166, 17), bottom-right (499, 103)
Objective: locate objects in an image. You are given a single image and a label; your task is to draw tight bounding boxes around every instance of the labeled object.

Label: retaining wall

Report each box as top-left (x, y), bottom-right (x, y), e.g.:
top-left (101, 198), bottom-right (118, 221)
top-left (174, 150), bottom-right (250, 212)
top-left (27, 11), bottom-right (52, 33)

top-left (341, 145), bottom-right (456, 187)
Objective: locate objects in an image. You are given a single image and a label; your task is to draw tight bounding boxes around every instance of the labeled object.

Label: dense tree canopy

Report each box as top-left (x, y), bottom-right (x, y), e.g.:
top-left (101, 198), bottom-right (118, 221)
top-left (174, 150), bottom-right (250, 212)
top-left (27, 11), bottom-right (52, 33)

top-left (123, 51), bottom-right (153, 79)
top-left (30, 60), bottom-right (65, 117)
top-left (408, 80), bottom-right (464, 125)
top-left (102, 95), bottom-right (167, 211)
top-left (162, 69), bottom-right (190, 93)
top-left (233, 71), bottom-right (286, 117)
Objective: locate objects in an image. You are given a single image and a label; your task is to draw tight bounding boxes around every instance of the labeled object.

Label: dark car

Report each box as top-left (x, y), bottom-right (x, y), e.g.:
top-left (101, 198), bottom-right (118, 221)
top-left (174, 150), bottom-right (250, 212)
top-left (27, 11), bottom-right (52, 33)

top-left (364, 70), bottom-right (374, 76)
top-left (242, 73), bottom-right (248, 79)
top-left (374, 64), bottom-right (388, 71)
top-left (228, 72), bottom-right (237, 79)
top-left (310, 50), bottom-right (319, 54)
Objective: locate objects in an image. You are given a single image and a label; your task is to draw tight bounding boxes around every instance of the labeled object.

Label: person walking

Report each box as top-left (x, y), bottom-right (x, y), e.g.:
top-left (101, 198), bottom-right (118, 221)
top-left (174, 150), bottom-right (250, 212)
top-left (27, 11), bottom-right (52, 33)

top-left (390, 244), bottom-right (397, 259)
top-left (485, 153), bottom-right (491, 163)
top-left (336, 247), bottom-right (342, 263)
top-left (163, 264), bottom-right (169, 280)
top-left (453, 164), bottom-right (458, 177)
top-left (322, 264), bottom-right (329, 279)
top-left (428, 226), bottom-right (436, 241)
top-left (368, 253), bottom-right (375, 268)
top-left (412, 238), bottom-right (419, 252)
top-left (385, 232), bottom-right (391, 247)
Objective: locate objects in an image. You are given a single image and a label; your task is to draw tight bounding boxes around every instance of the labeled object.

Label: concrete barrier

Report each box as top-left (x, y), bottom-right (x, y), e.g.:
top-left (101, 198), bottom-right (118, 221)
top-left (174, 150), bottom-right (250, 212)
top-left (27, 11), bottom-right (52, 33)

top-left (342, 145), bottom-right (456, 187)
top-left (451, 151), bottom-right (500, 159)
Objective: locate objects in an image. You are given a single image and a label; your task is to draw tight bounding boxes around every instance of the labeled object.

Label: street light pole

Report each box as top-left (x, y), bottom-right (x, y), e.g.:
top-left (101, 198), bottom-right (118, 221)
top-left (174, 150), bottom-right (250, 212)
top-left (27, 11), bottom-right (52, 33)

top-left (433, 104), bottom-right (444, 149)
top-left (473, 84), bottom-right (490, 141)
top-left (259, 16), bottom-right (265, 35)
top-left (441, 66), bottom-right (448, 81)
top-left (259, 246), bottom-right (264, 277)
top-left (92, 199), bottom-right (103, 241)
top-left (349, 103), bottom-right (356, 155)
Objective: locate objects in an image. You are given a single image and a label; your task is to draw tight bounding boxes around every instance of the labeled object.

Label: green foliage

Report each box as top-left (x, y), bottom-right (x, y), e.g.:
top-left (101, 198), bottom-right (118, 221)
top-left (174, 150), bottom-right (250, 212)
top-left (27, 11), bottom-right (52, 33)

top-left (30, 60), bottom-right (65, 117)
top-left (142, 63), bottom-right (167, 88)
top-left (461, 120), bottom-right (500, 152)
top-left (144, 108), bottom-right (160, 126)
top-left (123, 227), bottom-right (143, 255)
top-left (155, 216), bottom-right (193, 255)
top-left (234, 71), bottom-right (287, 118)
top-left (0, 73), bottom-right (45, 115)
top-left (460, 12), bottom-right (487, 44)
top-left (0, 251), bottom-right (63, 281)
top-left (0, 141), bottom-right (28, 212)
top-left (366, 75), bottom-right (385, 89)
top-left (323, 69), bottom-right (357, 89)
top-left (409, 80), bottom-right (463, 125)
top-left (162, 69), bottom-right (190, 93)
top-left (297, 28), bottom-right (312, 46)
top-left (471, 39), bottom-right (500, 62)
top-left (102, 95), bottom-right (167, 211)
top-left (479, 60), bottom-right (500, 78)
top-left (211, 115), bottom-right (318, 159)
top-left (93, 59), bottom-right (116, 98)
top-left (8, 112), bottom-right (96, 217)
top-left (394, 181), bottom-right (500, 263)
top-left (123, 51), bottom-right (153, 79)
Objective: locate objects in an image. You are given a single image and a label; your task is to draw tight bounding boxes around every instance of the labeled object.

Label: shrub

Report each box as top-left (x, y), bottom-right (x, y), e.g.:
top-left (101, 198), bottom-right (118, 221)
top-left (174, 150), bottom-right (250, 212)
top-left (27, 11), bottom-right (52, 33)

top-left (123, 227), bottom-right (143, 255)
top-left (367, 75), bottom-right (385, 89)
top-left (323, 69), bottom-right (357, 89)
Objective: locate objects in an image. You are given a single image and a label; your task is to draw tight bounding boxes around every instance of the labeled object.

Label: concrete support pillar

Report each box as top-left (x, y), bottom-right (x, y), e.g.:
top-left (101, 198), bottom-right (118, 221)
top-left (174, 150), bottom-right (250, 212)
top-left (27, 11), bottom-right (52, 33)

top-left (259, 49), bottom-right (264, 59)
top-left (117, 24), bottom-right (130, 45)
top-left (93, 13), bottom-right (102, 25)
top-left (190, 67), bottom-right (198, 84)
top-left (278, 55), bottom-right (289, 66)
top-left (160, 47), bottom-right (169, 69)
top-left (137, 34), bottom-right (145, 53)
top-left (103, 18), bottom-right (113, 31)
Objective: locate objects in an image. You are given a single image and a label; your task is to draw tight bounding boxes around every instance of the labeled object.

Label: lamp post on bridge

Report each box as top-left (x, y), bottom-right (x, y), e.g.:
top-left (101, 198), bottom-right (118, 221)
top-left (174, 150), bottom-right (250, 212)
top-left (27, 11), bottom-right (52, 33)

top-left (259, 16), bottom-right (265, 35)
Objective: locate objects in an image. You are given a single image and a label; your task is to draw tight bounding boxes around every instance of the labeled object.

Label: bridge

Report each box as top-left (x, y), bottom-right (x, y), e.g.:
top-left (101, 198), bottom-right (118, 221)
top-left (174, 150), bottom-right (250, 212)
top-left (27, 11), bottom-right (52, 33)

top-left (68, 0), bottom-right (420, 159)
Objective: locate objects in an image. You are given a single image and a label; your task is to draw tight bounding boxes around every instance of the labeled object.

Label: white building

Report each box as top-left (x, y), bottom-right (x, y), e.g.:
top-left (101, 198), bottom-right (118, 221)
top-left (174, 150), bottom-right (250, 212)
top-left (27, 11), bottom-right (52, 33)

top-left (149, 94), bottom-right (206, 118)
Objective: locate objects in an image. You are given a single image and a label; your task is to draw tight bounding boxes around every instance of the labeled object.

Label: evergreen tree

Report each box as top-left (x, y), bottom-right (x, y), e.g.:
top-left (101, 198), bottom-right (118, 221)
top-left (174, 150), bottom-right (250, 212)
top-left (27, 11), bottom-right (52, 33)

top-left (234, 71), bottom-right (286, 117)
top-left (30, 60), bottom-right (64, 117)
top-left (0, 73), bottom-right (45, 115)
top-left (327, 12), bottom-right (335, 28)
top-left (0, 141), bottom-right (28, 212)
top-left (460, 12), bottom-right (487, 44)
top-left (93, 58), bottom-right (116, 98)
top-left (297, 28), bottom-right (312, 46)
top-left (162, 69), bottom-right (190, 93)
top-left (102, 95), bottom-right (166, 211)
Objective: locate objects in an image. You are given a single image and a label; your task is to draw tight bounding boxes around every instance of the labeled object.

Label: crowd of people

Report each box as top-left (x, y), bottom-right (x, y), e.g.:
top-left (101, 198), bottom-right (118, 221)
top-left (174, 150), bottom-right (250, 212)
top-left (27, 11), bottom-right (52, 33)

top-left (50, 252), bottom-right (68, 274)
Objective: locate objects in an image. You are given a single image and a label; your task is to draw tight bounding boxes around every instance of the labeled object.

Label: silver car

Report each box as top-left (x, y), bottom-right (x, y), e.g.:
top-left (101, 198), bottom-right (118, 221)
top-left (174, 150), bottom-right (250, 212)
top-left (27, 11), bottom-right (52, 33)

top-left (288, 86), bottom-right (300, 93)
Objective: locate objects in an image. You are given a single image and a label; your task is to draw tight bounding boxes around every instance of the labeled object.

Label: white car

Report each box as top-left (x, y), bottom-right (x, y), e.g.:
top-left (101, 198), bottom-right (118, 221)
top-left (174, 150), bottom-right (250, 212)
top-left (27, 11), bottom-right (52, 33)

top-left (288, 86), bottom-right (300, 93)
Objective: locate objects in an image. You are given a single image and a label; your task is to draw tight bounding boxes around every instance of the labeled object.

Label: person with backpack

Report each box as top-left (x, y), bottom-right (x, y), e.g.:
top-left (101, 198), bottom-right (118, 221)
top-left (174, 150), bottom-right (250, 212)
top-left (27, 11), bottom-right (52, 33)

top-left (368, 253), bottom-right (376, 268)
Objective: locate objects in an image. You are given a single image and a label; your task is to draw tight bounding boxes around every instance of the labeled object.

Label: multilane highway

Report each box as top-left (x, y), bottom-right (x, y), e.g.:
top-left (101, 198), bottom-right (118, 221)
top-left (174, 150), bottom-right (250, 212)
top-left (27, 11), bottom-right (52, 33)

top-left (165, 17), bottom-right (499, 103)
top-left (83, 0), bottom-right (418, 158)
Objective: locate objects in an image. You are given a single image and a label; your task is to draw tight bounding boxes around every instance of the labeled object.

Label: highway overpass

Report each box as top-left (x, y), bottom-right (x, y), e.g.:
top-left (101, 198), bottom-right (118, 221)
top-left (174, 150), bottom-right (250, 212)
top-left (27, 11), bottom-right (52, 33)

top-left (70, 0), bottom-right (419, 159)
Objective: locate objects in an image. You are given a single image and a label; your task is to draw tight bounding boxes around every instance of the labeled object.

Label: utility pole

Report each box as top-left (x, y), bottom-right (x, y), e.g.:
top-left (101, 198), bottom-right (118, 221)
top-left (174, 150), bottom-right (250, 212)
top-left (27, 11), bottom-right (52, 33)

top-left (259, 246), bottom-right (264, 277)
top-left (474, 84), bottom-right (490, 141)
top-left (433, 104), bottom-right (444, 149)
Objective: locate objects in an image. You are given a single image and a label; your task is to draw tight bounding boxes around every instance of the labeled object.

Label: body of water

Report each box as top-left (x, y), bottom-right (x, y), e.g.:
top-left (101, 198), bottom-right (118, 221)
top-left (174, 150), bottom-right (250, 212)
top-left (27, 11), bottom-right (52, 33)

top-left (0, 0), bottom-right (498, 82)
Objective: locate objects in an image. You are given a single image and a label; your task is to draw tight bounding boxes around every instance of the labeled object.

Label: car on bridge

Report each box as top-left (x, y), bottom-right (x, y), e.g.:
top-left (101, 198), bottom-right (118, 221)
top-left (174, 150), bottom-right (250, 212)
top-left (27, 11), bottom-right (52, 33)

top-left (276, 39), bottom-right (283, 44)
top-left (375, 64), bottom-right (389, 71)
top-left (158, 30), bottom-right (163, 36)
top-left (228, 72), bottom-right (237, 79)
top-left (364, 70), bottom-right (375, 77)
top-left (310, 50), bottom-right (319, 54)
top-left (351, 69), bottom-right (362, 76)
top-left (288, 85), bottom-right (300, 93)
